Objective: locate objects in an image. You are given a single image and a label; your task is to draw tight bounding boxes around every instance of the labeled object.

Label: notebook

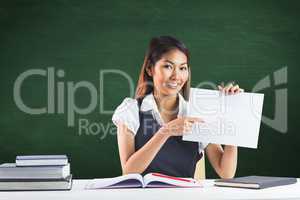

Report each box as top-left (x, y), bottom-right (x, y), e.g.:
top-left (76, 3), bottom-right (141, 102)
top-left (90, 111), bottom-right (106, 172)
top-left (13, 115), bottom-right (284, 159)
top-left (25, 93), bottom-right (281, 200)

top-left (214, 176), bottom-right (297, 189)
top-left (85, 173), bottom-right (202, 189)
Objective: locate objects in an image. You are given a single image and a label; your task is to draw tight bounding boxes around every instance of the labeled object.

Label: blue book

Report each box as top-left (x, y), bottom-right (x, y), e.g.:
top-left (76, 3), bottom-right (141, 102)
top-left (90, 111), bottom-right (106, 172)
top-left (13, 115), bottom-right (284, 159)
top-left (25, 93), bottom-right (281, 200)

top-left (215, 176), bottom-right (297, 189)
top-left (0, 163), bottom-right (70, 179)
top-left (0, 175), bottom-right (72, 191)
top-left (16, 155), bottom-right (68, 166)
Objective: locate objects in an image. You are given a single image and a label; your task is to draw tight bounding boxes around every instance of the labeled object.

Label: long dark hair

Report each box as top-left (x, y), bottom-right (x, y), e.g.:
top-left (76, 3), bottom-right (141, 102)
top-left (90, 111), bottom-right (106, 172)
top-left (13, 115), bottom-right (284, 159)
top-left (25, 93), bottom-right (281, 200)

top-left (135, 36), bottom-right (191, 101)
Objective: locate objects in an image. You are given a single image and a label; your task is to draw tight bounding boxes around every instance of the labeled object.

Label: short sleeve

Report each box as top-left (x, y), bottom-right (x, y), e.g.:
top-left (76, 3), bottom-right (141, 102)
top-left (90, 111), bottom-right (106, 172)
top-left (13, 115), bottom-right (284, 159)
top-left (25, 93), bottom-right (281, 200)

top-left (112, 98), bottom-right (140, 135)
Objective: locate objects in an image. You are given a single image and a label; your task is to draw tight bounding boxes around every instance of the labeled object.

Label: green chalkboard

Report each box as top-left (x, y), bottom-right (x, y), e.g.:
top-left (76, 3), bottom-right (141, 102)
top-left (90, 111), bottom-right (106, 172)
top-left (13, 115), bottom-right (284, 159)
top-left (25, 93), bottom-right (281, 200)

top-left (0, 0), bottom-right (299, 178)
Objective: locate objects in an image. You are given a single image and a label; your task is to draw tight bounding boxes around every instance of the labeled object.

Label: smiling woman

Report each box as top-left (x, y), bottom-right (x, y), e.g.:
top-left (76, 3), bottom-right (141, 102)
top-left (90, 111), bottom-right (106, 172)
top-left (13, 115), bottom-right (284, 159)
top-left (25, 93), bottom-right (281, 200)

top-left (135, 36), bottom-right (191, 102)
top-left (112, 36), bottom-right (242, 179)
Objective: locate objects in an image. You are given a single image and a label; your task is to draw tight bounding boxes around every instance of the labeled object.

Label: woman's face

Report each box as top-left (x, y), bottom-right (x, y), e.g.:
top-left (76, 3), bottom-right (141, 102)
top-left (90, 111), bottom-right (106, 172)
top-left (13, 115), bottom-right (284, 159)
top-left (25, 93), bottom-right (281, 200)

top-left (148, 49), bottom-right (189, 97)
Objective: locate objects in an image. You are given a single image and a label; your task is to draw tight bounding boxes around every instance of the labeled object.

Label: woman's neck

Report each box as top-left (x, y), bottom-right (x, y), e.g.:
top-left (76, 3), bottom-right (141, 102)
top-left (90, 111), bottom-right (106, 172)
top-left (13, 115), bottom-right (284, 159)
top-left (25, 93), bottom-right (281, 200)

top-left (153, 90), bottom-right (179, 115)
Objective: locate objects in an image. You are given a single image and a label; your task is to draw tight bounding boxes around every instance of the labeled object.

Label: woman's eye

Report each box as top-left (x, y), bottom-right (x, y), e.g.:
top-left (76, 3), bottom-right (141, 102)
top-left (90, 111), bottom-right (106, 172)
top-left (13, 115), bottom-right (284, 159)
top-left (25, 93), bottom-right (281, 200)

top-left (180, 66), bottom-right (188, 71)
top-left (164, 64), bottom-right (173, 69)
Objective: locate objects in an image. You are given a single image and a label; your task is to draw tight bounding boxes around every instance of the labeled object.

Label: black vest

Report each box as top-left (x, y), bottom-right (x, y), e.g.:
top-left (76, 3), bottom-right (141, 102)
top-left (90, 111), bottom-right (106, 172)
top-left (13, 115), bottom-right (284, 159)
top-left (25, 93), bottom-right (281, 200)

top-left (134, 97), bottom-right (202, 177)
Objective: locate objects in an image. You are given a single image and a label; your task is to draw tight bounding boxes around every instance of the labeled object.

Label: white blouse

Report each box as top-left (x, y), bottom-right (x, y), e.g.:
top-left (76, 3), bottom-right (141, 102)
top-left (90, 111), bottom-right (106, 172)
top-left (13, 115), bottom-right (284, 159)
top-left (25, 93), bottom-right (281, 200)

top-left (112, 93), bottom-right (208, 153)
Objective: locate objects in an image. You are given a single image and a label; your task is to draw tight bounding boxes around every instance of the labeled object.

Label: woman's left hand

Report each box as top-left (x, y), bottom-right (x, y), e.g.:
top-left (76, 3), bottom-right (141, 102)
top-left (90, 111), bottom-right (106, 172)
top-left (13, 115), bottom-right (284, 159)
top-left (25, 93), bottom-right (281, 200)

top-left (217, 82), bottom-right (244, 95)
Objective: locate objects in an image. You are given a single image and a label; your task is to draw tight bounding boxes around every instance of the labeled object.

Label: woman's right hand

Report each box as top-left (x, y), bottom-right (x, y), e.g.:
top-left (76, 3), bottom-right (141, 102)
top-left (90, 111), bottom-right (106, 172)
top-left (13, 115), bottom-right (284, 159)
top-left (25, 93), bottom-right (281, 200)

top-left (159, 116), bottom-right (204, 137)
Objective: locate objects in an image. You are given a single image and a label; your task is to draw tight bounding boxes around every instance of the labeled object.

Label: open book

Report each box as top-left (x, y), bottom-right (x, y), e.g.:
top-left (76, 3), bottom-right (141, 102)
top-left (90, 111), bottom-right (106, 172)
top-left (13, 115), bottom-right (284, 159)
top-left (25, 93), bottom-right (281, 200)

top-left (85, 173), bottom-right (203, 189)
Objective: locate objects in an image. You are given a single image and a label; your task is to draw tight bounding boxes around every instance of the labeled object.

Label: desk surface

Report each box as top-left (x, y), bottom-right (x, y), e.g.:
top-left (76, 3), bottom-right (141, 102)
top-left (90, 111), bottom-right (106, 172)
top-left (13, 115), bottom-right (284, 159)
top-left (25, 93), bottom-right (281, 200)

top-left (0, 179), bottom-right (300, 200)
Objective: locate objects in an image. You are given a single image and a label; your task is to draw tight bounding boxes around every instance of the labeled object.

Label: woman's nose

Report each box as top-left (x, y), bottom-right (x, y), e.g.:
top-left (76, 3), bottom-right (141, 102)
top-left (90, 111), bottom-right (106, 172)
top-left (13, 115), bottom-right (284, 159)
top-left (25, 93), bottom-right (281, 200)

top-left (170, 68), bottom-right (180, 80)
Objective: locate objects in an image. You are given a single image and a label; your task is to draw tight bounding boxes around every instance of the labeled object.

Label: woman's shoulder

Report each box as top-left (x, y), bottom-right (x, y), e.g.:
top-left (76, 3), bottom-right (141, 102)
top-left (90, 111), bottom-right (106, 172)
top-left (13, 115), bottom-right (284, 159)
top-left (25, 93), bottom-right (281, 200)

top-left (115, 97), bottom-right (139, 111)
top-left (112, 97), bottom-right (140, 135)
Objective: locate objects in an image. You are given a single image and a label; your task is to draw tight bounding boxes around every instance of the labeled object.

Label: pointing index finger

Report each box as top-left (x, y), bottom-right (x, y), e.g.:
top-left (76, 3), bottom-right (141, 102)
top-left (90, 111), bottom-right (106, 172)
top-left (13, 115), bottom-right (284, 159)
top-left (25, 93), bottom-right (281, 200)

top-left (185, 117), bottom-right (204, 123)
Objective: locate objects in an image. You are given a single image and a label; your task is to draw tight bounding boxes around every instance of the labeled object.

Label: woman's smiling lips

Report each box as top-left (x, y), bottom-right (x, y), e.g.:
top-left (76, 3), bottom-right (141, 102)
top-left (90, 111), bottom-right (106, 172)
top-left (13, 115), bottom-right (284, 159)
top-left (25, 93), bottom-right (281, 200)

top-left (164, 82), bottom-right (180, 89)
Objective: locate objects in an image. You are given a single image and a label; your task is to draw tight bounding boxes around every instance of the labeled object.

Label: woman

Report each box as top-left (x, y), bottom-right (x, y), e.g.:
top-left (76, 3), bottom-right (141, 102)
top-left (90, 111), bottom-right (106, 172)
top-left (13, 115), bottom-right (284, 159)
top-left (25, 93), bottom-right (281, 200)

top-left (112, 36), bottom-right (242, 178)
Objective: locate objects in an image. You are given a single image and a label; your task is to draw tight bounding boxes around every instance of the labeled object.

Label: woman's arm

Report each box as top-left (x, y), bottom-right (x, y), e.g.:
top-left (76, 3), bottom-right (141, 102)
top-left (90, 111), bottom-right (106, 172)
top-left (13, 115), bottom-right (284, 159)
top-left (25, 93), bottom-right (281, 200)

top-left (117, 117), bottom-right (202, 175)
top-left (117, 123), bottom-right (169, 175)
top-left (205, 144), bottom-right (237, 178)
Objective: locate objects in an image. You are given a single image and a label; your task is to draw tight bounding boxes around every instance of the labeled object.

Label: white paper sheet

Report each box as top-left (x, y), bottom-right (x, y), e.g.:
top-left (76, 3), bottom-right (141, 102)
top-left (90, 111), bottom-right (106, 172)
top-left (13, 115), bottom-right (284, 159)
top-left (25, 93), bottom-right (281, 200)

top-left (182, 88), bottom-right (264, 148)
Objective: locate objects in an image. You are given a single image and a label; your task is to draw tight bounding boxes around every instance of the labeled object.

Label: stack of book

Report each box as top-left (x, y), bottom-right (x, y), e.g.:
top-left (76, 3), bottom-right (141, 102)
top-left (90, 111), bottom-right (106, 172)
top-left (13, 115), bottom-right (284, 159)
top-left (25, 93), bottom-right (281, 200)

top-left (0, 155), bottom-right (72, 191)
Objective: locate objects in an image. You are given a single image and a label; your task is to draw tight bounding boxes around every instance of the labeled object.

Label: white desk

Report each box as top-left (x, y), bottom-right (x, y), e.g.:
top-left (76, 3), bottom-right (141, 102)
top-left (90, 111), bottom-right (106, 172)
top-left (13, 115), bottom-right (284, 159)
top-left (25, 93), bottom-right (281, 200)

top-left (0, 179), bottom-right (300, 200)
